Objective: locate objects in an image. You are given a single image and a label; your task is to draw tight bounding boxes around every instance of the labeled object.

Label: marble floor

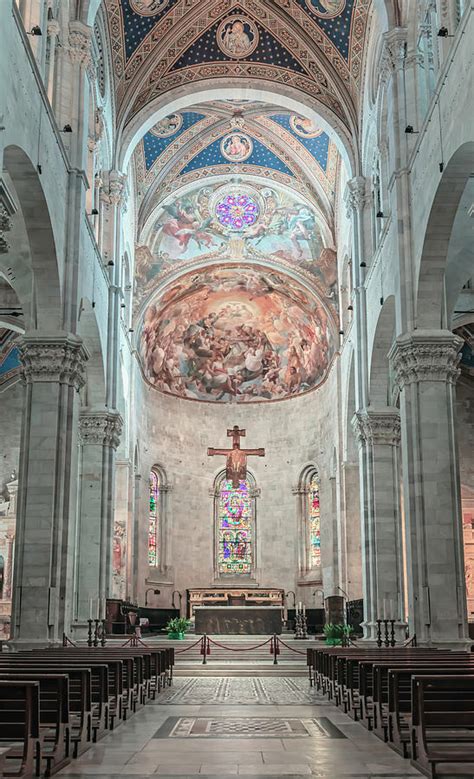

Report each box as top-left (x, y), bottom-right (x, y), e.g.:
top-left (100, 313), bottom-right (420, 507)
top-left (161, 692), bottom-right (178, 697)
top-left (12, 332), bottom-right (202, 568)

top-left (57, 676), bottom-right (424, 779)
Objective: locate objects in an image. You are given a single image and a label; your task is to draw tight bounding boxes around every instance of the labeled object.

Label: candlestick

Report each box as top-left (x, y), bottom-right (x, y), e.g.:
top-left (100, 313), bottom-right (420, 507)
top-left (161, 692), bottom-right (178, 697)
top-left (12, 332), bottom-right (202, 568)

top-left (96, 598), bottom-right (100, 621)
top-left (302, 604), bottom-right (306, 615)
top-left (89, 598), bottom-right (93, 620)
top-left (298, 601), bottom-right (302, 613)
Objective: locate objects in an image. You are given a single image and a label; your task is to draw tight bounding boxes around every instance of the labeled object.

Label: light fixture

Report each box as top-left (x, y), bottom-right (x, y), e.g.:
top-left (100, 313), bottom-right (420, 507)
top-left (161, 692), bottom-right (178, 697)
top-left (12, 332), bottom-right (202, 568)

top-left (380, 296), bottom-right (384, 306)
top-left (128, 328), bottom-right (134, 333)
top-left (107, 261), bottom-right (114, 267)
top-left (437, 26), bottom-right (453, 37)
top-left (60, 124), bottom-right (73, 133)
top-left (36, 163), bottom-right (42, 175)
top-left (347, 305), bottom-right (353, 311)
top-left (439, 162), bottom-right (444, 173)
top-left (339, 330), bottom-right (344, 336)
top-left (376, 211), bottom-right (385, 218)
top-left (27, 25), bottom-right (42, 36)
top-left (88, 208), bottom-right (99, 216)
top-left (360, 262), bottom-right (367, 268)
top-left (405, 125), bottom-right (419, 134)
top-left (120, 303), bottom-right (126, 309)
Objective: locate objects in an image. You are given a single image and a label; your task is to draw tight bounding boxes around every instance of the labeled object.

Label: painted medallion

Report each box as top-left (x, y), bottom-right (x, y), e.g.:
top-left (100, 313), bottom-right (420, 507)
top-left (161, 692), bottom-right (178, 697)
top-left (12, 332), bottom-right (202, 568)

top-left (150, 113), bottom-right (183, 138)
top-left (216, 16), bottom-right (259, 59)
top-left (289, 115), bottom-right (323, 139)
top-left (129, 0), bottom-right (169, 16)
top-left (220, 133), bottom-right (253, 162)
top-left (304, 0), bottom-right (346, 18)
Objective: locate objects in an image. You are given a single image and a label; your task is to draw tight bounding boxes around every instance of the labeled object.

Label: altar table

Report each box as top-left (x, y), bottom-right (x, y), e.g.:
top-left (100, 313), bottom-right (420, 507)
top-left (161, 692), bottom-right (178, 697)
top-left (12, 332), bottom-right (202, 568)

top-left (194, 606), bottom-right (283, 635)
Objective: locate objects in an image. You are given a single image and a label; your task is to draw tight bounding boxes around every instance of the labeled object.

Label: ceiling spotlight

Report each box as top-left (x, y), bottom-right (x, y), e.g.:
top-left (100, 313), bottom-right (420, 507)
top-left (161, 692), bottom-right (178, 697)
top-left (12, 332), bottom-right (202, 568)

top-left (36, 163), bottom-right (42, 175)
top-left (376, 211), bottom-right (385, 218)
top-left (347, 305), bottom-right (353, 311)
top-left (405, 125), bottom-right (419, 134)
top-left (27, 25), bottom-right (42, 36)
top-left (437, 26), bottom-right (453, 37)
top-left (439, 162), bottom-right (444, 173)
top-left (360, 262), bottom-right (367, 268)
top-left (380, 296), bottom-right (384, 306)
top-left (60, 124), bottom-right (73, 133)
top-left (339, 330), bottom-right (344, 336)
top-left (121, 303), bottom-right (126, 309)
top-left (88, 208), bottom-right (99, 216)
top-left (107, 261), bottom-right (114, 267)
top-left (128, 328), bottom-right (134, 333)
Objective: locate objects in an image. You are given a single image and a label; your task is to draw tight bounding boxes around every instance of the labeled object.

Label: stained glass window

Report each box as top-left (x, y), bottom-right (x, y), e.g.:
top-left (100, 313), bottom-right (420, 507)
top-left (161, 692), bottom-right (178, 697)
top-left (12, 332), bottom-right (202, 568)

top-left (217, 478), bottom-right (252, 575)
top-left (308, 473), bottom-right (321, 567)
top-left (149, 471), bottom-right (159, 566)
top-left (215, 193), bottom-right (260, 230)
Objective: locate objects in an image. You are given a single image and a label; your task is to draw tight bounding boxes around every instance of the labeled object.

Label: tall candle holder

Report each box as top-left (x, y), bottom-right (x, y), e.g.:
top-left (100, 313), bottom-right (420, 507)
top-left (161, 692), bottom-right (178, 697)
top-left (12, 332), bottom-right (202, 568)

top-left (375, 619), bottom-right (383, 648)
top-left (383, 619), bottom-right (390, 647)
top-left (390, 619), bottom-right (396, 647)
top-left (87, 619), bottom-right (94, 648)
top-left (93, 619), bottom-right (100, 647)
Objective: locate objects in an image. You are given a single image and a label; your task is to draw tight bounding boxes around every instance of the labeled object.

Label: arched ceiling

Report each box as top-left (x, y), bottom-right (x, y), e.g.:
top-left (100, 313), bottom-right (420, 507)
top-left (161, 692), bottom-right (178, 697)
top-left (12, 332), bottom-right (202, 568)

top-left (99, 0), bottom-right (372, 403)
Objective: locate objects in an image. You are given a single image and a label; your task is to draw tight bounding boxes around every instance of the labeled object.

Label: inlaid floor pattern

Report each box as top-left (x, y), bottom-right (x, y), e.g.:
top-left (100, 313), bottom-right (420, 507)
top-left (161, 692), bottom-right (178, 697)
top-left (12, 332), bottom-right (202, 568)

top-left (57, 675), bottom-right (424, 778)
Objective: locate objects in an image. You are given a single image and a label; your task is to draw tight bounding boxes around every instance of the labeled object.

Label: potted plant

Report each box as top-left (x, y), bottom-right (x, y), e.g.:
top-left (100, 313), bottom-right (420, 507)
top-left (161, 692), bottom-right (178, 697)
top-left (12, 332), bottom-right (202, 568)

top-left (323, 623), bottom-right (354, 646)
top-left (166, 617), bottom-right (190, 640)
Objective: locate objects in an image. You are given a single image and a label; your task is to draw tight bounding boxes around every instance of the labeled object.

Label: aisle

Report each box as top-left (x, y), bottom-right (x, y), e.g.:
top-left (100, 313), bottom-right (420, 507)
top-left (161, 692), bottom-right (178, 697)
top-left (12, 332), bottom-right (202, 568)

top-left (57, 676), bottom-right (423, 778)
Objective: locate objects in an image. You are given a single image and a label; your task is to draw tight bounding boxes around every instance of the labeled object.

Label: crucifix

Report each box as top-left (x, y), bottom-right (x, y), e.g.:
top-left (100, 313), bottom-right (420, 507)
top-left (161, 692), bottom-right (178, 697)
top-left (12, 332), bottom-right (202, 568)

top-left (208, 425), bottom-right (265, 488)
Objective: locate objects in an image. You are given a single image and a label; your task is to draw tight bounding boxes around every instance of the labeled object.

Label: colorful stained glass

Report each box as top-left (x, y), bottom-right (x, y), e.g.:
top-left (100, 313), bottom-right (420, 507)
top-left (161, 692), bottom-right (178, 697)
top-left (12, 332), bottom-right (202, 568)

top-left (215, 193), bottom-right (259, 230)
top-left (217, 478), bottom-right (252, 574)
top-left (149, 471), bottom-right (159, 566)
top-left (309, 473), bottom-right (321, 567)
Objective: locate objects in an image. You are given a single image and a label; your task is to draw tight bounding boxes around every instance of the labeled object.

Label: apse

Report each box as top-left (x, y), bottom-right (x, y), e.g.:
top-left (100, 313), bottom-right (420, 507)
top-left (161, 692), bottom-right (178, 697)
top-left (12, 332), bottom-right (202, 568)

top-left (139, 264), bottom-right (337, 402)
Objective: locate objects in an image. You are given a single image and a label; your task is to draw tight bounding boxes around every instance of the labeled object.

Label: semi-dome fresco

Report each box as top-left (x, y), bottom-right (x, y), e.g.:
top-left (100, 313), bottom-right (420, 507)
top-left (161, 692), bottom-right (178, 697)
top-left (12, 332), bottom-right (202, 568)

top-left (140, 264), bottom-right (336, 402)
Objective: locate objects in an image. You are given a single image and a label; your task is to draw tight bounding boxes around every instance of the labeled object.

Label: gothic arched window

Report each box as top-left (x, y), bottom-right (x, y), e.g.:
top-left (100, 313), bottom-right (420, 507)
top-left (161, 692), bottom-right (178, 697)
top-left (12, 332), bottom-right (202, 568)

top-left (215, 473), bottom-right (256, 577)
top-left (308, 473), bottom-right (321, 568)
top-left (148, 470), bottom-right (160, 567)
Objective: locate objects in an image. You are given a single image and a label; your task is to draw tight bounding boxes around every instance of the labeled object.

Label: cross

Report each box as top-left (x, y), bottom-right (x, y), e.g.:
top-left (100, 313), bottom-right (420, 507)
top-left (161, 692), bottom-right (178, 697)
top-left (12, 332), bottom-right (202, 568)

top-left (208, 425), bottom-right (265, 488)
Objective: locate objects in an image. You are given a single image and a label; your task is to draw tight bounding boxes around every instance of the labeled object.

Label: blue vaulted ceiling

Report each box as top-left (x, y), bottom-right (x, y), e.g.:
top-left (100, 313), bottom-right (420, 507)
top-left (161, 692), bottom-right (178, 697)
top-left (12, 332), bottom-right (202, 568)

top-left (268, 114), bottom-right (330, 171)
top-left (143, 112), bottom-right (206, 170)
top-left (294, 0), bottom-right (355, 61)
top-left (180, 135), bottom-right (294, 177)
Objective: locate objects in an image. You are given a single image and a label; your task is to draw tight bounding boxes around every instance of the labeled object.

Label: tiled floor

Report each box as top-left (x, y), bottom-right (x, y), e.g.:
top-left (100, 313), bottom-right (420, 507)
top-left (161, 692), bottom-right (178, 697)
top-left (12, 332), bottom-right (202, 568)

top-left (57, 676), bottom-right (424, 778)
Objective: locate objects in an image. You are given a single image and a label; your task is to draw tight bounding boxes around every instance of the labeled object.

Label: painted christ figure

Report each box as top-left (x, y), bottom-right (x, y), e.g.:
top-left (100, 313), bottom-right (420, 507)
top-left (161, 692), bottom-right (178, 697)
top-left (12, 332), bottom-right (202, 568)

top-left (208, 425), bottom-right (265, 488)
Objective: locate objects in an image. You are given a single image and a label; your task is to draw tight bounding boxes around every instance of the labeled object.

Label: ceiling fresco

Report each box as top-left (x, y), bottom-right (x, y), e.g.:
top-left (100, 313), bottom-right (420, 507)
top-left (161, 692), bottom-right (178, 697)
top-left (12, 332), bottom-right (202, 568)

top-left (140, 264), bottom-right (336, 402)
top-left (134, 182), bottom-right (338, 312)
top-left (0, 329), bottom-right (21, 388)
top-left (104, 0), bottom-right (370, 128)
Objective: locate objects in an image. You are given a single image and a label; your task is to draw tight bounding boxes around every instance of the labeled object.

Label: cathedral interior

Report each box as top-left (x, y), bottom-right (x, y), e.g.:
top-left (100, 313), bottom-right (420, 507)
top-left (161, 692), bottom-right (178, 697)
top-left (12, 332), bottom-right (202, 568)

top-left (0, 1), bottom-right (473, 776)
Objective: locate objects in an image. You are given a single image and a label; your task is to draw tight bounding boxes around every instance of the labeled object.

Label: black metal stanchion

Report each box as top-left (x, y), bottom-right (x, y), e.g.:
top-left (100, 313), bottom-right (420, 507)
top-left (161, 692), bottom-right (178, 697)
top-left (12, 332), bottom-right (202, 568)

top-left (202, 634), bottom-right (208, 665)
top-left (272, 634), bottom-right (279, 665)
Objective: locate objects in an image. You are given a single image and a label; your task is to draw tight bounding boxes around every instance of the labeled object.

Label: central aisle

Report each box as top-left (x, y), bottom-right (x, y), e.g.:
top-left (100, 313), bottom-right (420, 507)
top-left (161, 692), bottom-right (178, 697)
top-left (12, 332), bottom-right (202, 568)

top-left (57, 676), bottom-right (423, 778)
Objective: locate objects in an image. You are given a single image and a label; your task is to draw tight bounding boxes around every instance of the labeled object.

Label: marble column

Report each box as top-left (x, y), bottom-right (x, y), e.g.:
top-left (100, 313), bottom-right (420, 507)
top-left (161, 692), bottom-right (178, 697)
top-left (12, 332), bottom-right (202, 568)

top-left (10, 334), bottom-right (88, 646)
top-left (352, 408), bottom-right (407, 641)
top-left (389, 330), bottom-right (468, 646)
top-left (73, 409), bottom-right (122, 634)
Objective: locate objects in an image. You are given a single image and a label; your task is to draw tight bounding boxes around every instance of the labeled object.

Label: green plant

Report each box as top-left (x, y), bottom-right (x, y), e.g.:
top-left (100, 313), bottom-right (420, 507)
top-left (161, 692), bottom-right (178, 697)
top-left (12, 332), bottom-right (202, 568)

top-left (323, 623), bottom-right (354, 646)
top-left (166, 617), bottom-right (190, 635)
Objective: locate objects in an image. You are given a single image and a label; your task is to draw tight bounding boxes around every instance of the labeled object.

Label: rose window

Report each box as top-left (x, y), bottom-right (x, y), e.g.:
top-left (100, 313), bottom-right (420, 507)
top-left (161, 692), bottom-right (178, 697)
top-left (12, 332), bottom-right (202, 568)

top-left (215, 193), bottom-right (260, 230)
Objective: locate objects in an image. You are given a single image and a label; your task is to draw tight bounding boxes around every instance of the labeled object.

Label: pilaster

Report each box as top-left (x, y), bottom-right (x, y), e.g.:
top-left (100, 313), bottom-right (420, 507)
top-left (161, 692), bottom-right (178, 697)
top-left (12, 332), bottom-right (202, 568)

top-left (389, 330), bottom-right (468, 646)
top-left (10, 334), bottom-right (88, 647)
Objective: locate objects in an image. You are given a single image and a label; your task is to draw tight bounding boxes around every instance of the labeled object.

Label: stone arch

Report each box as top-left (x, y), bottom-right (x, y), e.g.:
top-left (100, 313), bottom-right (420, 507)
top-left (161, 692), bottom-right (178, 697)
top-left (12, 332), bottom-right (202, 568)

top-left (3, 145), bottom-right (62, 330)
top-left (118, 84), bottom-right (357, 177)
top-left (77, 298), bottom-right (106, 407)
top-left (416, 141), bottom-right (474, 329)
top-left (369, 295), bottom-right (396, 406)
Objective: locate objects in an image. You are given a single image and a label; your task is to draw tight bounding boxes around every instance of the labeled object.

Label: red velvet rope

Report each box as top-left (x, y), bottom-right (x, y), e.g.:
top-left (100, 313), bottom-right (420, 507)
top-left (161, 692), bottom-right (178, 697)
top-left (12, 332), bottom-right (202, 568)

top-left (207, 636), bottom-right (273, 651)
top-left (275, 637), bottom-right (307, 655)
top-left (174, 636), bottom-right (205, 654)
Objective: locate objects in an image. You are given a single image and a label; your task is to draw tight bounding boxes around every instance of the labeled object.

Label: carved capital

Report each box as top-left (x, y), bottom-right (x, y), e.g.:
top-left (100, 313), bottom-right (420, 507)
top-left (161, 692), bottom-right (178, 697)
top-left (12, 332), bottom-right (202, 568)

top-left (78, 409), bottom-right (123, 448)
top-left (101, 169), bottom-right (128, 208)
top-left (19, 334), bottom-right (88, 390)
top-left (380, 27), bottom-right (407, 82)
top-left (389, 331), bottom-right (463, 389)
top-left (344, 176), bottom-right (367, 216)
top-left (0, 177), bottom-right (17, 254)
top-left (47, 19), bottom-right (61, 37)
top-left (352, 408), bottom-right (401, 447)
top-left (68, 21), bottom-right (93, 68)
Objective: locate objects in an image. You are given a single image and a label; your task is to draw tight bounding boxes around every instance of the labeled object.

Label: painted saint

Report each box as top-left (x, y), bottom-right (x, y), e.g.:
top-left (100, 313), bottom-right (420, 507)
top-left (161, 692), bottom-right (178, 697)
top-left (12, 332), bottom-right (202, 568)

top-left (290, 114), bottom-right (322, 138)
top-left (221, 133), bottom-right (253, 162)
top-left (217, 17), bottom-right (258, 58)
top-left (305, 0), bottom-right (346, 18)
top-left (150, 113), bottom-right (182, 137)
top-left (130, 0), bottom-right (169, 16)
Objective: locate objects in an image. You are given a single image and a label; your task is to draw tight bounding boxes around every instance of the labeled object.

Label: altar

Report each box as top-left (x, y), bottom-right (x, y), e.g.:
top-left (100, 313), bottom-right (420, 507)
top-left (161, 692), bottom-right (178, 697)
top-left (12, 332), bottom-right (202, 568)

top-left (194, 606), bottom-right (283, 635)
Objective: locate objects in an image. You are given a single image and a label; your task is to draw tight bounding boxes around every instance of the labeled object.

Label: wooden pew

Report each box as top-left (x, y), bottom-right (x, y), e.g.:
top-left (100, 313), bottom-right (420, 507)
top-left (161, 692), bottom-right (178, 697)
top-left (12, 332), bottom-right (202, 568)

top-left (411, 675), bottom-right (474, 778)
top-left (0, 680), bottom-right (40, 779)
top-left (0, 673), bottom-right (70, 777)
top-left (0, 748), bottom-right (13, 778)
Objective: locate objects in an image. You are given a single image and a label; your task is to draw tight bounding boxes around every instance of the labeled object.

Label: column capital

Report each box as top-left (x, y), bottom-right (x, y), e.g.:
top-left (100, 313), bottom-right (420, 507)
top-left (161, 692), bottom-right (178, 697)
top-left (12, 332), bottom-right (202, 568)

top-left (78, 409), bottom-right (123, 448)
top-left (67, 21), bottom-right (93, 68)
top-left (380, 27), bottom-right (407, 81)
top-left (389, 330), bottom-right (463, 389)
top-left (352, 408), bottom-right (401, 447)
top-left (100, 169), bottom-right (128, 209)
top-left (344, 176), bottom-right (367, 216)
top-left (19, 333), bottom-right (89, 390)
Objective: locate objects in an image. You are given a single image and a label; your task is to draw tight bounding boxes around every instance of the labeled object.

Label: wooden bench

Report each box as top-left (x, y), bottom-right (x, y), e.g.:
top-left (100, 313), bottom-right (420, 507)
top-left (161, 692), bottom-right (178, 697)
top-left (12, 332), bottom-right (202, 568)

top-left (0, 680), bottom-right (40, 779)
top-left (411, 675), bottom-right (474, 777)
